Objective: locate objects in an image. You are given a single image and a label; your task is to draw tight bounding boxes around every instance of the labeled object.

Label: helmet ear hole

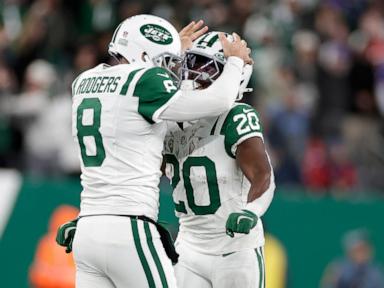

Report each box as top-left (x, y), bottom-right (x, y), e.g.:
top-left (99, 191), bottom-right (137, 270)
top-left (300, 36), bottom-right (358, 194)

top-left (142, 52), bottom-right (150, 62)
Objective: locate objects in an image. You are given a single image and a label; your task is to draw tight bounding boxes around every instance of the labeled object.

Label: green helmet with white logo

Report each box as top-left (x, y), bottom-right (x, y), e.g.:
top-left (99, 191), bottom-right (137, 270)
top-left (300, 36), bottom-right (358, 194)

top-left (108, 14), bottom-right (182, 78)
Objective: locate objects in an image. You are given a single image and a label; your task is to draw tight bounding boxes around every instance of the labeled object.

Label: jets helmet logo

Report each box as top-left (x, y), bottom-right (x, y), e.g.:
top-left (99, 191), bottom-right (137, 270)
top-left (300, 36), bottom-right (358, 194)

top-left (140, 24), bottom-right (173, 45)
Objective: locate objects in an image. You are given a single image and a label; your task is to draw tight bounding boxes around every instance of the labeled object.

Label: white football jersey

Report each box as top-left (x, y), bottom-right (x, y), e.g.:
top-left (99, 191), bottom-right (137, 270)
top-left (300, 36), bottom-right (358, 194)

top-left (72, 63), bottom-right (179, 221)
top-left (164, 103), bottom-right (270, 255)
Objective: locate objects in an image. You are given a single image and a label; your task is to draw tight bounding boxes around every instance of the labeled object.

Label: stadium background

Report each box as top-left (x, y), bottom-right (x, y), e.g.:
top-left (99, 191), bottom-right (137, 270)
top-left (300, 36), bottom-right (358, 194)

top-left (0, 0), bottom-right (384, 287)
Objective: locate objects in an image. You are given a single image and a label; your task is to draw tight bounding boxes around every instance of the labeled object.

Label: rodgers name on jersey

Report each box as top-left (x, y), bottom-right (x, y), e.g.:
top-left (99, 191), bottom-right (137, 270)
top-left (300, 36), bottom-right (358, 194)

top-left (164, 103), bottom-right (265, 255)
top-left (72, 63), bottom-right (179, 220)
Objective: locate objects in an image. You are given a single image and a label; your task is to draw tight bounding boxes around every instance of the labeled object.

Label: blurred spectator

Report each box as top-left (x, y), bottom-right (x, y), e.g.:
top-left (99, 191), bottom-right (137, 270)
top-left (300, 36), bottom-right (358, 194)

top-left (292, 30), bottom-right (319, 112)
top-left (348, 31), bottom-right (376, 116)
top-left (268, 86), bottom-right (310, 186)
top-left (342, 116), bottom-right (384, 191)
top-left (118, 0), bottom-right (145, 22)
top-left (0, 0), bottom-right (383, 193)
top-left (328, 139), bottom-right (357, 193)
top-left (0, 62), bottom-right (19, 167)
top-left (14, 0), bottom-right (75, 81)
top-left (302, 137), bottom-right (358, 193)
top-left (302, 137), bottom-right (332, 191)
top-left (243, 14), bottom-right (286, 110)
top-left (67, 41), bottom-right (99, 80)
top-left (321, 229), bottom-right (384, 288)
top-left (29, 205), bottom-right (79, 288)
top-left (316, 5), bottom-right (352, 138)
top-left (4, 59), bottom-right (77, 175)
top-left (360, 9), bottom-right (384, 117)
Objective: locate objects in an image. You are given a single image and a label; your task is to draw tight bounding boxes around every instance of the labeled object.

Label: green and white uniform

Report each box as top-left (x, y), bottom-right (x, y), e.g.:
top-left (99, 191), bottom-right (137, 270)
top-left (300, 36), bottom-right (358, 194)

top-left (70, 53), bottom-right (245, 288)
top-left (72, 63), bottom-right (180, 220)
top-left (164, 103), bottom-right (271, 287)
top-left (72, 63), bottom-right (180, 288)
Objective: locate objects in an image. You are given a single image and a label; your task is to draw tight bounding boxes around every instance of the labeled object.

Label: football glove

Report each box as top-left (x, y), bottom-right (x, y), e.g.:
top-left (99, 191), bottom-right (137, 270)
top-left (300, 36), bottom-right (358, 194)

top-left (225, 210), bottom-right (258, 238)
top-left (56, 218), bottom-right (78, 253)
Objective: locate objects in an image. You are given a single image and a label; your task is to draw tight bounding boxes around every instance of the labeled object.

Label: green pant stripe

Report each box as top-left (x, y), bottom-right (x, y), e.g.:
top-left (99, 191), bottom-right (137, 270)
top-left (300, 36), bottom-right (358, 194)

top-left (144, 222), bottom-right (169, 288)
top-left (260, 248), bottom-right (265, 288)
top-left (131, 218), bottom-right (156, 287)
top-left (255, 247), bottom-right (263, 288)
top-left (120, 68), bottom-right (143, 95)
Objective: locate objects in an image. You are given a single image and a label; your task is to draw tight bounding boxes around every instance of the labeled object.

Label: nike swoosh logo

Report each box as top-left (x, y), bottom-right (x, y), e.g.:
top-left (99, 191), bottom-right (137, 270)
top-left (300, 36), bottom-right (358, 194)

top-left (236, 215), bottom-right (252, 225)
top-left (157, 72), bottom-right (169, 78)
top-left (64, 226), bottom-right (76, 239)
top-left (242, 108), bottom-right (254, 113)
top-left (222, 251), bottom-right (236, 257)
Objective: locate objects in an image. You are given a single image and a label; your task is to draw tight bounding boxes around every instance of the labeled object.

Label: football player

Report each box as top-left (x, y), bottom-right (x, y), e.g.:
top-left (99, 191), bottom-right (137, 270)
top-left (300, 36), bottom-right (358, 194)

top-left (164, 31), bottom-right (275, 288)
top-left (59, 15), bottom-right (252, 288)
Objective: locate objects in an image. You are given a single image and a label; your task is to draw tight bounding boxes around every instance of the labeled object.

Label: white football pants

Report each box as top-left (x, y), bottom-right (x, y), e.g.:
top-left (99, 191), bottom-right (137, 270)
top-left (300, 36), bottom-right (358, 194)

top-left (175, 243), bottom-right (265, 288)
top-left (73, 215), bottom-right (177, 288)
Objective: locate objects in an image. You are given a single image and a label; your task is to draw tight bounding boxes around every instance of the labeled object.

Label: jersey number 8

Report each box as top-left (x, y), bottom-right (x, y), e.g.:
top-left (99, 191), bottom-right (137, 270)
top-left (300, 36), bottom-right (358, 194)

top-left (76, 98), bottom-right (106, 167)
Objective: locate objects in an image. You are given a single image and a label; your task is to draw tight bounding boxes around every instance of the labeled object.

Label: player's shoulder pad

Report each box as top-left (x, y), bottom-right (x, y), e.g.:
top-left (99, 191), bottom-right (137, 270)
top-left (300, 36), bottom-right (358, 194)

top-left (71, 64), bottom-right (107, 94)
top-left (134, 66), bottom-right (176, 95)
top-left (220, 103), bottom-right (261, 133)
top-left (220, 103), bottom-right (263, 158)
top-left (137, 66), bottom-right (172, 83)
top-left (71, 71), bottom-right (87, 95)
top-left (134, 66), bottom-right (179, 124)
top-left (230, 103), bottom-right (258, 115)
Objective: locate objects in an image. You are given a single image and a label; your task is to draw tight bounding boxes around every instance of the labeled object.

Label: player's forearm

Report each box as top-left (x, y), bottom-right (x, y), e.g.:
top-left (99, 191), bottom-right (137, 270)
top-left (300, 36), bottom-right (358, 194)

top-left (246, 172), bottom-right (275, 216)
top-left (247, 170), bottom-right (271, 202)
top-left (159, 57), bottom-right (244, 121)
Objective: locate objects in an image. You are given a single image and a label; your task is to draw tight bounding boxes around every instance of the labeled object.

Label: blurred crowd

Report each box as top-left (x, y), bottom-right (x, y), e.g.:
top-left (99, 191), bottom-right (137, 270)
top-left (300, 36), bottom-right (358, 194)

top-left (0, 0), bottom-right (384, 195)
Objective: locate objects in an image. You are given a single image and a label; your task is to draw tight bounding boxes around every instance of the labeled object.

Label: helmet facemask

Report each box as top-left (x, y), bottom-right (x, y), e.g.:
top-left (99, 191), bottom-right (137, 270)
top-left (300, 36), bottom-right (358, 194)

top-left (152, 52), bottom-right (183, 86)
top-left (180, 52), bottom-right (224, 89)
top-left (179, 31), bottom-right (253, 99)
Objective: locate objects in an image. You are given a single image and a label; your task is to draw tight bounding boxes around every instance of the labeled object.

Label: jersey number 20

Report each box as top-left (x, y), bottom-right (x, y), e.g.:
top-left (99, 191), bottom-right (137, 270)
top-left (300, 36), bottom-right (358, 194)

top-left (76, 98), bottom-right (106, 167)
top-left (164, 154), bottom-right (221, 215)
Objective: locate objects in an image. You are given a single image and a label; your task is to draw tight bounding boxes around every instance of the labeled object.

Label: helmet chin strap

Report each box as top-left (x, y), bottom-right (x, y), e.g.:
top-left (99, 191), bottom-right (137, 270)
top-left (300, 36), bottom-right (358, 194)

top-left (237, 87), bottom-right (253, 101)
top-left (180, 80), bottom-right (194, 90)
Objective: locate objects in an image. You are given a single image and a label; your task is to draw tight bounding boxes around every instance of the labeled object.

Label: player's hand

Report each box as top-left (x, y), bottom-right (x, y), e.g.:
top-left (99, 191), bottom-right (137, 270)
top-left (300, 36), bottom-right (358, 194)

top-left (219, 32), bottom-right (253, 65)
top-left (56, 218), bottom-right (78, 253)
top-left (179, 20), bottom-right (208, 53)
top-left (225, 210), bottom-right (258, 238)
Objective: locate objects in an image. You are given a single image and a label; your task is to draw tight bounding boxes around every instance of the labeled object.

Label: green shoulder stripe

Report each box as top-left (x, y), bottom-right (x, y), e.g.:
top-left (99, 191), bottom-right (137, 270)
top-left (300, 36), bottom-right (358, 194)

top-left (220, 103), bottom-right (263, 158)
top-left (120, 68), bottom-right (144, 96)
top-left (134, 67), bottom-right (178, 124)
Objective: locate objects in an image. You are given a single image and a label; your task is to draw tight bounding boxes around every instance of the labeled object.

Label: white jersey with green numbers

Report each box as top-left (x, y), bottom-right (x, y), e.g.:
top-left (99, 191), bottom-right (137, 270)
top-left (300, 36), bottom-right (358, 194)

top-left (164, 103), bottom-right (266, 255)
top-left (72, 63), bottom-right (179, 221)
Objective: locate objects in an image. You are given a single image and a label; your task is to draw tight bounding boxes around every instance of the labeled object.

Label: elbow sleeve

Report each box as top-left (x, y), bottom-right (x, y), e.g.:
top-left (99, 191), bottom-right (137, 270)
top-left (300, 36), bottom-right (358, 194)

top-left (245, 171), bottom-right (276, 217)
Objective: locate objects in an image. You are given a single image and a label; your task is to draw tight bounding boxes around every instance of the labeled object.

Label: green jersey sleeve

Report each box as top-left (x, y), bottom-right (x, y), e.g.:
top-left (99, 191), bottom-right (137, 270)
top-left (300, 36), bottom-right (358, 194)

top-left (133, 67), bottom-right (179, 123)
top-left (220, 103), bottom-right (263, 158)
